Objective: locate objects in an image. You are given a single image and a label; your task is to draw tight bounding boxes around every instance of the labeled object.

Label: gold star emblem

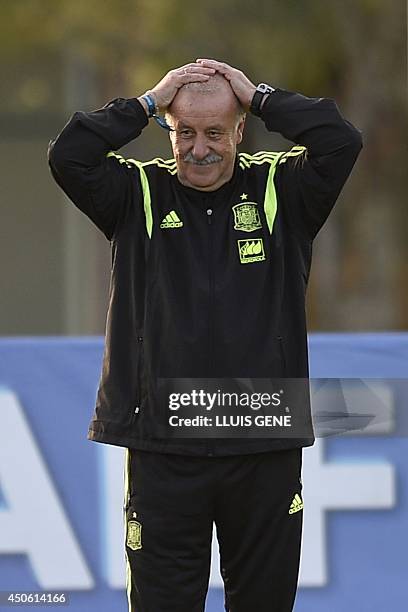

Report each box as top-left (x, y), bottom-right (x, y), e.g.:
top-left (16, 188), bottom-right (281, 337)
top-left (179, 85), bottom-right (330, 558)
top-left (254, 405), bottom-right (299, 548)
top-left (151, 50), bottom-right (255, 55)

top-left (240, 193), bottom-right (248, 200)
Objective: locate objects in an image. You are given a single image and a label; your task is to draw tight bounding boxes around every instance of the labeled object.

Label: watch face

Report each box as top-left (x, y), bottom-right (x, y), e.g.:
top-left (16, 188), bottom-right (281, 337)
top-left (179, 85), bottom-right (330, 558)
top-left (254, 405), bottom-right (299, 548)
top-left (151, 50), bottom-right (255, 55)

top-left (259, 83), bottom-right (272, 93)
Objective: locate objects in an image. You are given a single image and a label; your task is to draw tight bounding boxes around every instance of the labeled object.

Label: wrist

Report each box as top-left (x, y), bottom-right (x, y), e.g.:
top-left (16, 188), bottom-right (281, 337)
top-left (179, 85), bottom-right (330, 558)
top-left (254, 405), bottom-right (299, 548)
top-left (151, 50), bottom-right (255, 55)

top-left (259, 93), bottom-right (269, 111)
top-left (138, 91), bottom-right (159, 118)
top-left (245, 86), bottom-right (257, 111)
top-left (137, 91), bottom-right (173, 132)
top-left (250, 83), bottom-right (276, 117)
top-left (137, 96), bottom-right (150, 117)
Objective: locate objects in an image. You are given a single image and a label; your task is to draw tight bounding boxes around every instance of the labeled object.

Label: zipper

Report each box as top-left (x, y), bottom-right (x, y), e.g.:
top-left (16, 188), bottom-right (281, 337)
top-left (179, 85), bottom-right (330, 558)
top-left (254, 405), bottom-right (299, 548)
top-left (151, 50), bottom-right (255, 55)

top-left (133, 334), bottom-right (144, 420)
top-left (277, 335), bottom-right (286, 377)
top-left (206, 207), bottom-right (214, 456)
top-left (207, 207), bottom-right (214, 376)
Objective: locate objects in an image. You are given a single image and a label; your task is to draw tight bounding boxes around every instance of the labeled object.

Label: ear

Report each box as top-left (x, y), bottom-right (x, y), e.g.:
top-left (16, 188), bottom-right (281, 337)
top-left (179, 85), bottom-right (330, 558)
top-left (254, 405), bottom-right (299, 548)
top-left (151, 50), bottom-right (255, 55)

top-left (236, 115), bottom-right (246, 145)
top-left (165, 111), bottom-right (175, 135)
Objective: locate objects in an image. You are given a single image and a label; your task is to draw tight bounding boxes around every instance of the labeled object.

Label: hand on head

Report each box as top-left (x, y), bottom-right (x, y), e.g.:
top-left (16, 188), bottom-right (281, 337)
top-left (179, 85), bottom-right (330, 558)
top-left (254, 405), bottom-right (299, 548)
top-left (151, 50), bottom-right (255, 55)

top-left (146, 60), bottom-right (256, 114)
top-left (195, 59), bottom-right (256, 112)
top-left (145, 63), bottom-right (216, 113)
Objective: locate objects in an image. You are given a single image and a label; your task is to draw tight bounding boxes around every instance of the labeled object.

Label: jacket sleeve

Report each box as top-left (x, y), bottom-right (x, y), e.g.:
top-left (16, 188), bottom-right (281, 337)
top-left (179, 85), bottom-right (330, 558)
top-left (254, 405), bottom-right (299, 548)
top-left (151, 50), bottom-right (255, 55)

top-left (47, 97), bottom-right (149, 241)
top-left (261, 88), bottom-right (363, 241)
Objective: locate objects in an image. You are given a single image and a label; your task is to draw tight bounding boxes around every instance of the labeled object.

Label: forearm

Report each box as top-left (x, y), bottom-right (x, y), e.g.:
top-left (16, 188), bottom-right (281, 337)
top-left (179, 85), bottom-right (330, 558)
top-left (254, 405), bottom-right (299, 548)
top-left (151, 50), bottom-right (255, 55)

top-left (265, 88), bottom-right (363, 240)
top-left (48, 97), bottom-right (149, 172)
top-left (47, 97), bottom-right (149, 241)
top-left (260, 88), bottom-right (362, 156)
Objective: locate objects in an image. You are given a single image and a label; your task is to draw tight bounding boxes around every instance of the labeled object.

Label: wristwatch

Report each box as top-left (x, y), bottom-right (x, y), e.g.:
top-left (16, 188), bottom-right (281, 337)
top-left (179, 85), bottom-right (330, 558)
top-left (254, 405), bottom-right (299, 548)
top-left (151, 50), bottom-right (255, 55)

top-left (250, 83), bottom-right (276, 116)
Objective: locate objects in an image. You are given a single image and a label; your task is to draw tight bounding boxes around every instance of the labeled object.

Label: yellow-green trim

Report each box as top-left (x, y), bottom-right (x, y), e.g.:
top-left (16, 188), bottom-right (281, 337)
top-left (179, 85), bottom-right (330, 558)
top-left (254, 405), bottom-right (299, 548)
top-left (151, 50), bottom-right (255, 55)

top-left (106, 151), bottom-right (127, 164)
top-left (141, 156), bottom-right (177, 169)
top-left (106, 152), bottom-right (177, 172)
top-left (278, 146), bottom-right (307, 165)
top-left (106, 148), bottom-right (305, 238)
top-left (238, 147), bottom-right (306, 170)
top-left (106, 152), bottom-right (154, 239)
top-left (236, 152), bottom-right (280, 233)
top-left (124, 449), bottom-right (133, 612)
top-left (263, 158), bottom-right (279, 235)
top-left (238, 151), bottom-right (281, 170)
top-left (137, 164), bottom-right (153, 239)
top-left (240, 151), bottom-right (281, 160)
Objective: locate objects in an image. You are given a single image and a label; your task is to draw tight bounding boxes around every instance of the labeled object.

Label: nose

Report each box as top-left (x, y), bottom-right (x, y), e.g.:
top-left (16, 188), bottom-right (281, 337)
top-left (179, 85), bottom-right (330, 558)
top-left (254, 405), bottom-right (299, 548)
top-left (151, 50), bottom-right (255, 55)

top-left (191, 134), bottom-right (210, 160)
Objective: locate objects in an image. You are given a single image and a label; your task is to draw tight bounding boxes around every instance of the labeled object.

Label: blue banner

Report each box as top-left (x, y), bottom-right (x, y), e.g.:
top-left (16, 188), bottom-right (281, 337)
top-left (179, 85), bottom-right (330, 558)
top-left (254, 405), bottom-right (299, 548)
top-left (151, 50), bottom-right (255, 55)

top-left (0, 335), bottom-right (407, 611)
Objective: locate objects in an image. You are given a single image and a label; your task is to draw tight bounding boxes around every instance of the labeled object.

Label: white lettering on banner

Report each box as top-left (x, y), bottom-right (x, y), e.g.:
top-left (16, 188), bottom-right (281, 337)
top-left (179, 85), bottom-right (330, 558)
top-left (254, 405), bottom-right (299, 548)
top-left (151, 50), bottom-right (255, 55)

top-left (0, 388), bottom-right (94, 589)
top-left (0, 387), bottom-right (396, 590)
top-left (299, 439), bottom-right (395, 586)
top-left (100, 445), bottom-right (126, 588)
top-left (101, 439), bottom-right (396, 589)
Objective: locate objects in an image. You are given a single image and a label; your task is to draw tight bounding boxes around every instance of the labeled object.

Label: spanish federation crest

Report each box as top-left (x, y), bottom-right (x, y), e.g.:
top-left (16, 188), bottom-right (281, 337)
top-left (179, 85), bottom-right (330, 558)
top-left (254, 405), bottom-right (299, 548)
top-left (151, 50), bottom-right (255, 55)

top-left (232, 202), bottom-right (262, 232)
top-left (127, 512), bottom-right (142, 551)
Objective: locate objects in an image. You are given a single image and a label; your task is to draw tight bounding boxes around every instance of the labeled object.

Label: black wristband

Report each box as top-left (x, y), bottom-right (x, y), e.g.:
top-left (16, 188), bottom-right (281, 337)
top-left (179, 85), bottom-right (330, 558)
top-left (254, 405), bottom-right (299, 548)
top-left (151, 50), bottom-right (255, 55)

top-left (250, 83), bottom-right (275, 117)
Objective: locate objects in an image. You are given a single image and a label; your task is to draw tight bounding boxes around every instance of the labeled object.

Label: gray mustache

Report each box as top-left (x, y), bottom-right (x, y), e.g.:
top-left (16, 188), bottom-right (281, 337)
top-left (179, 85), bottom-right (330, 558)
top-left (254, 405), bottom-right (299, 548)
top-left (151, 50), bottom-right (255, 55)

top-left (183, 151), bottom-right (223, 166)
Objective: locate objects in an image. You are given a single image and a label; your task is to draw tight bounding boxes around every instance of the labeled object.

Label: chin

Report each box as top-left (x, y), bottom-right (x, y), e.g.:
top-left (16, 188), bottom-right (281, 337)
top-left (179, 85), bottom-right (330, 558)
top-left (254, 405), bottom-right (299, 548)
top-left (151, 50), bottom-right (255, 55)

top-left (184, 168), bottom-right (220, 190)
top-left (191, 174), bottom-right (216, 186)
top-left (190, 178), bottom-right (219, 191)
top-left (190, 165), bottom-right (217, 176)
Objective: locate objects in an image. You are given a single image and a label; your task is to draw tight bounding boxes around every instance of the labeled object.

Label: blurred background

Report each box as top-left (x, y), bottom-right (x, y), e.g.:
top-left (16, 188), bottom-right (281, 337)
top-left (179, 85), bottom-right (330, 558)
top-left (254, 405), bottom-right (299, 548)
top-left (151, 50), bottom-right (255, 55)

top-left (0, 0), bottom-right (406, 335)
top-left (0, 2), bottom-right (407, 612)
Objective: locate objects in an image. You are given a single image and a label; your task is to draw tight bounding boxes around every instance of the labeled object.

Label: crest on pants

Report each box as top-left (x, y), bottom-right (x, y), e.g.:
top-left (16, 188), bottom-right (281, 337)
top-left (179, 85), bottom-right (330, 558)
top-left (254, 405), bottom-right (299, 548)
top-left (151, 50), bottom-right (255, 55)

top-left (127, 512), bottom-right (142, 550)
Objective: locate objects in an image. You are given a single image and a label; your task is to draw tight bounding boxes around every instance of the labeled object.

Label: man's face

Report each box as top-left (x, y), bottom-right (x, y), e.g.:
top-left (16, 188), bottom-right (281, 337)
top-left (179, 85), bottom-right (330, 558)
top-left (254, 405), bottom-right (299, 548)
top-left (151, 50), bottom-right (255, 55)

top-left (167, 83), bottom-right (245, 191)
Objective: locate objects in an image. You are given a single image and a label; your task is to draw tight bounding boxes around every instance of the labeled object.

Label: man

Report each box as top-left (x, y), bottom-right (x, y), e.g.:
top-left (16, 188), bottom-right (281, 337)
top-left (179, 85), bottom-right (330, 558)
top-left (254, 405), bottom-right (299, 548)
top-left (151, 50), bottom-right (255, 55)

top-left (48, 59), bottom-right (362, 611)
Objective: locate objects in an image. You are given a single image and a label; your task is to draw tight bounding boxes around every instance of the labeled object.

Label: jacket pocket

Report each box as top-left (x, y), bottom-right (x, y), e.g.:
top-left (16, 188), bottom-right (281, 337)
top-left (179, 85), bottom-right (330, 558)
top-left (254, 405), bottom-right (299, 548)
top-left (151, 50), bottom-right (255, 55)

top-left (132, 334), bottom-right (144, 421)
top-left (277, 335), bottom-right (287, 377)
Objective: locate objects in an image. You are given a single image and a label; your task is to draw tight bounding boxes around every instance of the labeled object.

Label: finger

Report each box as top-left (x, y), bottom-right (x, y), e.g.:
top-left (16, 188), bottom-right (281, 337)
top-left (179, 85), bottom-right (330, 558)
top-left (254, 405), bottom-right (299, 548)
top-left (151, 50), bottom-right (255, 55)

top-left (179, 63), bottom-right (215, 74)
top-left (176, 69), bottom-right (215, 81)
top-left (195, 59), bottom-right (231, 77)
top-left (196, 58), bottom-right (228, 69)
top-left (176, 65), bottom-right (215, 82)
top-left (179, 73), bottom-right (211, 84)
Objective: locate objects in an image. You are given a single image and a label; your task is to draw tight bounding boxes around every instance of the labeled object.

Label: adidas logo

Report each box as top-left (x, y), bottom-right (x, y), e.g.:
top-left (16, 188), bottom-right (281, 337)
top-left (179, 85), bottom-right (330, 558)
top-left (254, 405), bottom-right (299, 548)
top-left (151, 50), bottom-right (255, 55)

top-left (288, 493), bottom-right (304, 515)
top-left (160, 210), bottom-right (183, 229)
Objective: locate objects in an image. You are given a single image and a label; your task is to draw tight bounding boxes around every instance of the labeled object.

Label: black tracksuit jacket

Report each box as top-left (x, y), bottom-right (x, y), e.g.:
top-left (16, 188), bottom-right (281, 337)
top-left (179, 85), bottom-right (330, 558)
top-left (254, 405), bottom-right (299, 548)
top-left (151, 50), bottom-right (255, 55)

top-left (48, 87), bottom-right (363, 456)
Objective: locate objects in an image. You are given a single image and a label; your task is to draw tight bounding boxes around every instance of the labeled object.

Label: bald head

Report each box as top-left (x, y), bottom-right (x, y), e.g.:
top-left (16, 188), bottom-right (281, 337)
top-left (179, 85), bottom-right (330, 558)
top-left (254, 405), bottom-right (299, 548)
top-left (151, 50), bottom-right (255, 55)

top-left (167, 73), bottom-right (244, 122)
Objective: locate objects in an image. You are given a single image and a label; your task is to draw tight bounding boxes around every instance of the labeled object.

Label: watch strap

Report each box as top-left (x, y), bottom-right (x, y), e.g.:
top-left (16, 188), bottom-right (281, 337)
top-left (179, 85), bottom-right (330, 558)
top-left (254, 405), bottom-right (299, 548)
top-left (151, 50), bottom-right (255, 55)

top-left (250, 83), bottom-right (275, 117)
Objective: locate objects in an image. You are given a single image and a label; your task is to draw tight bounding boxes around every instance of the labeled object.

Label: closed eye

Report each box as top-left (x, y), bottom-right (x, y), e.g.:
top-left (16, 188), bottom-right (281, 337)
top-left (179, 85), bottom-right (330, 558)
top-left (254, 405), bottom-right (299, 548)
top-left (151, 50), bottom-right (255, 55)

top-left (179, 129), bottom-right (194, 138)
top-left (207, 130), bottom-right (222, 139)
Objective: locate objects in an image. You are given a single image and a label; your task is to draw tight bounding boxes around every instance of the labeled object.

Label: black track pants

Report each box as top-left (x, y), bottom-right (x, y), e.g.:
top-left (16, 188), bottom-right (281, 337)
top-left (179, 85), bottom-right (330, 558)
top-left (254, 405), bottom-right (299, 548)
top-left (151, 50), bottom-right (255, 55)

top-left (123, 447), bottom-right (303, 612)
